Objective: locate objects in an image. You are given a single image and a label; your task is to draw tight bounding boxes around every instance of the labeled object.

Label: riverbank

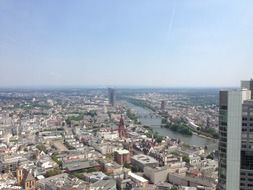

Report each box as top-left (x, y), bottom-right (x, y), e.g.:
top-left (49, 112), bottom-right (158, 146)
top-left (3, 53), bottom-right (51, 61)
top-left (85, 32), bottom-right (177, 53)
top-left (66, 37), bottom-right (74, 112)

top-left (124, 98), bottom-right (218, 140)
top-left (124, 100), bottom-right (218, 151)
top-left (162, 121), bottom-right (193, 136)
top-left (186, 123), bottom-right (218, 140)
top-left (192, 131), bottom-right (217, 141)
top-left (123, 97), bottom-right (156, 112)
top-left (142, 125), bottom-right (163, 143)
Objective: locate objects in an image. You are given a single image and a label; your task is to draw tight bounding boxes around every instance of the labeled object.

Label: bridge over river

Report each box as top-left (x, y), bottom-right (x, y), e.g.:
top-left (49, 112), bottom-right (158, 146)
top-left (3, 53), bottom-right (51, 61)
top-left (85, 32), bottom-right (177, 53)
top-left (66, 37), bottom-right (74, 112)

top-left (136, 113), bottom-right (161, 119)
top-left (125, 101), bottom-right (218, 152)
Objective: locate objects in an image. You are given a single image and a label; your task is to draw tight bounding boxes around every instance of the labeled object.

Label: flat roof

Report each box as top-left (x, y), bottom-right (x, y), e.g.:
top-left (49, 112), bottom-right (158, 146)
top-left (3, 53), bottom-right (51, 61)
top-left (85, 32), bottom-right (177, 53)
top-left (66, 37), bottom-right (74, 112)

top-left (131, 154), bottom-right (158, 165)
top-left (64, 160), bottom-right (98, 172)
top-left (91, 179), bottom-right (116, 189)
top-left (128, 171), bottom-right (148, 183)
top-left (116, 149), bottom-right (129, 155)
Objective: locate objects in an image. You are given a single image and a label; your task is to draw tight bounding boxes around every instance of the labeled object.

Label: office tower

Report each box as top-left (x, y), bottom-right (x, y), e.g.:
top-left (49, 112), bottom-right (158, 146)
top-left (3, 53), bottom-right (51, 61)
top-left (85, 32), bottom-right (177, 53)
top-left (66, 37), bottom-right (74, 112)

top-left (218, 80), bottom-right (252, 190)
top-left (108, 88), bottom-right (115, 107)
top-left (241, 79), bottom-right (253, 99)
top-left (161, 100), bottom-right (166, 111)
top-left (206, 117), bottom-right (210, 129)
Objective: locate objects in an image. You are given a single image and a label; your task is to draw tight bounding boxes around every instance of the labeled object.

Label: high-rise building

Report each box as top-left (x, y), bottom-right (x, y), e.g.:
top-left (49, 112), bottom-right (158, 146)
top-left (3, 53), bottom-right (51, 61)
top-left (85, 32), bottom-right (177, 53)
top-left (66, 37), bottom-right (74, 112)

top-left (241, 79), bottom-right (253, 99)
top-left (206, 117), bottom-right (210, 129)
top-left (161, 100), bottom-right (166, 111)
top-left (108, 88), bottom-right (115, 107)
top-left (218, 80), bottom-right (252, 190)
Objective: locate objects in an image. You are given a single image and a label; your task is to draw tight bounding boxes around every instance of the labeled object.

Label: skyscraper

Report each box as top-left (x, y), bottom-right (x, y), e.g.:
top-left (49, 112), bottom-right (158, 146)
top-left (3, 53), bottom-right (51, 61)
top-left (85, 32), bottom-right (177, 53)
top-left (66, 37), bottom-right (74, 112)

top-left (161, 100), bottom-right (166, 111)
top-left (241, 79), bottom-right (253, 99)
top-left (108, 88), bottom-right (115, 107)
top-left (218, 80), bottom-right (253, 190)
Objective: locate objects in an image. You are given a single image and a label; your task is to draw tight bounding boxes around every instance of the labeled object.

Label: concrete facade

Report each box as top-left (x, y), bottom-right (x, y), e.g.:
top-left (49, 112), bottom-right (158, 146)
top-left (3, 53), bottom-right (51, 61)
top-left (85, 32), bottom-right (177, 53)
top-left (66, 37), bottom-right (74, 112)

top-left (131, 154), bottom-right (159, 171)
top-left (218, 80), bottom-right (253, 190)
top-left (144, 166), bottom-right (168, 184)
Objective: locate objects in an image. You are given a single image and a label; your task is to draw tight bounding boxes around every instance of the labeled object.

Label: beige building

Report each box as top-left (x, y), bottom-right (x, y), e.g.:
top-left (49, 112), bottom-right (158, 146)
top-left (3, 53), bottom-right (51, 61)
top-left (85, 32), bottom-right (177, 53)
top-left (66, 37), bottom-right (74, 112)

top-left (144, 166), bottom-right (168, 184)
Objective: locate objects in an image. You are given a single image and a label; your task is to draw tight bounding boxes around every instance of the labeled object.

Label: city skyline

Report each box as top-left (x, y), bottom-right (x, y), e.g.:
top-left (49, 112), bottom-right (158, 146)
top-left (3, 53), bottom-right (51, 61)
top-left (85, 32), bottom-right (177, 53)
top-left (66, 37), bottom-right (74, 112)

top-left (1, 0), bottom-right (253, 88)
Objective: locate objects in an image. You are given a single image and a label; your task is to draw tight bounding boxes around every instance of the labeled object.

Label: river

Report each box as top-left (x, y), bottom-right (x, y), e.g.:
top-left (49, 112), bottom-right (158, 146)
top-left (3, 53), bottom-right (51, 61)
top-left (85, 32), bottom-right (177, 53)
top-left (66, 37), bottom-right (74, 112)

top-left (125, 102), bottom-right (218, 152)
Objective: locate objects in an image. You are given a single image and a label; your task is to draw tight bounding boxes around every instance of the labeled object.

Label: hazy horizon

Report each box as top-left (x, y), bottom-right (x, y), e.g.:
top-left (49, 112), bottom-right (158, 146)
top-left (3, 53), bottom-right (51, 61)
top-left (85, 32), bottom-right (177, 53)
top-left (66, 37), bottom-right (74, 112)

top-left (0, 84), bottom-right (238, 90)
top-left (1, 0), bottom-right (253, 87)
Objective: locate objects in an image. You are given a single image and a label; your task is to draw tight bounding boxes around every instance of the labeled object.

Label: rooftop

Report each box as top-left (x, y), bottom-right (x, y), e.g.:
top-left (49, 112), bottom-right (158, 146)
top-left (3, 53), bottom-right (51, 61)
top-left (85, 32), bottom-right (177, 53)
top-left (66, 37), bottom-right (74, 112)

top-left (115, 149), bottom-right (129, 155)
top-left (91, 179), bottom-right (116, 189)
top-left (131, 154), bottom-right (158, 165)
top-left (37, 173), bottom-right (89, 190)
top-left (128, 171), bottom-right (148, 183)
top-left (64, 160), bottom-right (99, 172)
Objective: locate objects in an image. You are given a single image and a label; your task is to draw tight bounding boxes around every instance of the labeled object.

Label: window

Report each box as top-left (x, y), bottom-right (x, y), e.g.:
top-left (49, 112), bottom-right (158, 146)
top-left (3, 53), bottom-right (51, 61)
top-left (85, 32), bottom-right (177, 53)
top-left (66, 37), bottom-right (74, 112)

top-left (221, 105), bottom-right (227, 110)
top-left (243, 117), bottom-right (248, 121)
top-left (221, 122), bottom-right (227, 126)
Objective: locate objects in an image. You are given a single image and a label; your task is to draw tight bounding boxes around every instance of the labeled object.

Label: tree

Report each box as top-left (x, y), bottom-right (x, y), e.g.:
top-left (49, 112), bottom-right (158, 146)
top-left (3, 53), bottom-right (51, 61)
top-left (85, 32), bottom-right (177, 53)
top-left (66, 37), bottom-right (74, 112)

top-left (36, 144), bottom-right (47, 153)
top-left (161, 117), bottom-right (168, 124)
top-left (65, 118), bottom-right (71, 126)
top-left (182, 155), bottom-right (190, 164)
top-left (45, 168), bottom-right (62, 177)
top-left (72, 172), bottom-right (84, 180)
top-left (51, 154), bottom-right (63, 168)
top-left (123, 163), bottom-right (131, 169)
top-left (206, 154), bottom-right (214, 160)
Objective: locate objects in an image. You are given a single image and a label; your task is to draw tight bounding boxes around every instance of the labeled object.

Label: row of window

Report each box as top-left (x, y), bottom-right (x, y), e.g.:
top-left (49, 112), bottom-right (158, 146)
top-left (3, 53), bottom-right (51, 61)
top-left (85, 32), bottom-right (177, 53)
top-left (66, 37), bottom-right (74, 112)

top-left (240, 183), bottom-right (253, 187)
top-left (220, 137), bottom-right (227, 142)
top-left (241, 144), bottom-right (253, 150)
top-left (241, 178), bottom-right (253, 182)
top-left (242, 117), bottom-right (253, 121)
top-left (242, 128), bottom-right (253, 132)
top-left (220, 132), bottom-right (227, 137)
top-left (219, 147), bottom-right (226, 153)
top-left (241, 172), bottom-right (253, 176)
top-left (220, 121), bottom-right (227, 126)
top-left (242, 123), bottom-right (253, 127)
top-left (220, 106), bottom-right (227, 110)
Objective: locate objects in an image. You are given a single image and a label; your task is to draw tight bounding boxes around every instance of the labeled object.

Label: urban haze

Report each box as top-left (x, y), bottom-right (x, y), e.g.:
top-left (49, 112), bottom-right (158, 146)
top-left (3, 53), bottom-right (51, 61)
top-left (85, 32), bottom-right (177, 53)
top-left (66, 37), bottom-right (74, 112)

top-left (0, 1), bottom-right (253, 190)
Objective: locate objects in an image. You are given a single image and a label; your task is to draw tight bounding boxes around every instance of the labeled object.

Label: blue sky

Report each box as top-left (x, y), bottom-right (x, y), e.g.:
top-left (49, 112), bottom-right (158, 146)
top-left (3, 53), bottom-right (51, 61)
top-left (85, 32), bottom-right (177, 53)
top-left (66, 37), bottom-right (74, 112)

top-left (0, 0), bottom-right (253, 87)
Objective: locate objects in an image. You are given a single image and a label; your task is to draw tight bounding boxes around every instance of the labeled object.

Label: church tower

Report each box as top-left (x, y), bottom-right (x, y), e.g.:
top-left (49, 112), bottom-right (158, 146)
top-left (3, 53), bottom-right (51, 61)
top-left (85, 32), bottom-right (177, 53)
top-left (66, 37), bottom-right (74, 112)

top-left (118, 115), bottom-right (127, 138)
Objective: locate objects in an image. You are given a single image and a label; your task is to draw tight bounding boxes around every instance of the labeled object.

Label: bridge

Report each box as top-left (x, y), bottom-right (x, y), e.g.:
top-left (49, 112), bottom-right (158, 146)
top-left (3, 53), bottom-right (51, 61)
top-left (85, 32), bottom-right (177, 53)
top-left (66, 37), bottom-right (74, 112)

top-left (142, 124), bottom-right (167, 127)
top-left (136, 113), bottom-right (161, 119)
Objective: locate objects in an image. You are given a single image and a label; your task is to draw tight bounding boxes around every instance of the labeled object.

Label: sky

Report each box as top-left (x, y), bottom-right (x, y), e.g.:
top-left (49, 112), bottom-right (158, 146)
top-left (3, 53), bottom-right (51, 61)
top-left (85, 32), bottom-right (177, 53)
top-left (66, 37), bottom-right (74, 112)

top-left (0, 0), bottom-right (253, 88)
